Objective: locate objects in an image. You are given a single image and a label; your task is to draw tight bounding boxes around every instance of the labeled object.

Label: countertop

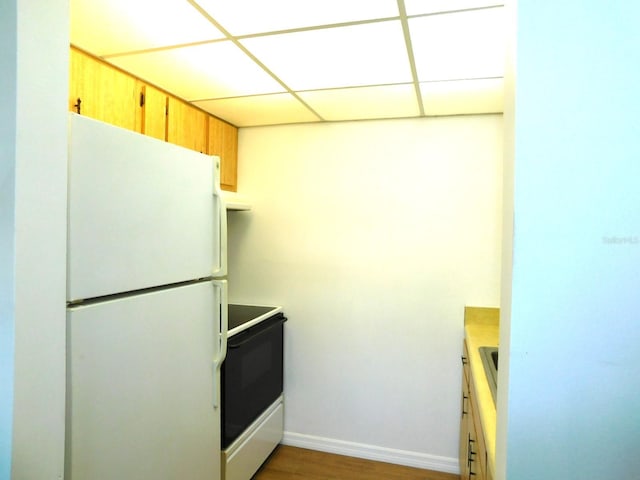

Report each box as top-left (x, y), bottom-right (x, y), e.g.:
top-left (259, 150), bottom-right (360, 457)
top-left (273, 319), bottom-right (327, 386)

top-left (227, 304), bottom-right (283, 337)
top-left (464, 306), bottom-right (499, 479)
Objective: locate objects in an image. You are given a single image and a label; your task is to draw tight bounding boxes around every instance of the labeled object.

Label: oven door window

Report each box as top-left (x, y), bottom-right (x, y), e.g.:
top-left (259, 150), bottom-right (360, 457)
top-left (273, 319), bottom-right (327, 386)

top-left (221, 314), bottom-right (284, 449)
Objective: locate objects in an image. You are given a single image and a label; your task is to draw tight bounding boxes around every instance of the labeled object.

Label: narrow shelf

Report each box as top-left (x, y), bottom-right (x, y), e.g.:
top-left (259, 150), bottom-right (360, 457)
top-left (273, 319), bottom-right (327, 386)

top-left (222, 191), bottom-right (252, 211)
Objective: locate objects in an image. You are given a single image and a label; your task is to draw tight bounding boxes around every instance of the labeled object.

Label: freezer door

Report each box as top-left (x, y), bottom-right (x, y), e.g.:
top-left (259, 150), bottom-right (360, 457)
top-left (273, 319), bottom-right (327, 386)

top-left (66, 281), bottom-right (224, 480)
top-left (67, 113), bottom-right (225, 302)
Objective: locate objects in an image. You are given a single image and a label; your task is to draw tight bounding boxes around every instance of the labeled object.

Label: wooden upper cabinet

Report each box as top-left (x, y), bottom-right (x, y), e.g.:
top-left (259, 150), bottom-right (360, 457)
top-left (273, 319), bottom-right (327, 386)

top-left (208, 117), bottom-right (238, 192)
top-left (137, 82), bottom-right (167, 141)
top-left (69, 46), bottom-right (238, 192)
top-left (69, 47), bottom-right (138, 131)
top-left (166, 96), bottom-right (208, 153)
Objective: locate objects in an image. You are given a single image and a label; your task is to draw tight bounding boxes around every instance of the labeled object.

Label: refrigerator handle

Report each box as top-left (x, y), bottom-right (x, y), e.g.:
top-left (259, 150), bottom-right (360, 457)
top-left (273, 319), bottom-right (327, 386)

top-left (212, 155), bottom-right (227, 277)
top-left (212, 279), bottom-right (228, 408)
top-left (218, 279), bottom-right (228, 365)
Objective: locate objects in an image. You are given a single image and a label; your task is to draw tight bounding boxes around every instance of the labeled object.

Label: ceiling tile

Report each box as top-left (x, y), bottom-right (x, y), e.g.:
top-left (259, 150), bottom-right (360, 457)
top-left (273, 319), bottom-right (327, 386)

top-left (298, 85), bottom-right (420, 121)
top-left (194, 94), bottom-right (321, 127)
top-left (410, 7), bottom-right (505, 81)
top-left (108, 42), bottom-right (285, 101)
top-left (198, 0), bottom-right (399, 35)
top-left (420, 78), bottom-right (504, 115)
top-left (70, 0), bottom-right (508, 126)
top-left (241, 21), bottom-right (412, 91)
top-left (70, 0), bottom-right (224, 55)
top-left (404, 0), bottom-right (503, 15)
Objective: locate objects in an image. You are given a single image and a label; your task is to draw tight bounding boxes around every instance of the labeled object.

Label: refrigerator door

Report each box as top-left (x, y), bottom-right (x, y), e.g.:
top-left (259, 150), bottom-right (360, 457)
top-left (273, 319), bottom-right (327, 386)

top-left (67, 113), bottom-right (225, 302)
top-left (66, 281), bottom-right (224, 480)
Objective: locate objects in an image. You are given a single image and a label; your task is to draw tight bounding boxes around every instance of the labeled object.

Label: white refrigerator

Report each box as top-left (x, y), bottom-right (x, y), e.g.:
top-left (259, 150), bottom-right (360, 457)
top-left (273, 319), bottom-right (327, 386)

top-left (66, 113), bottom-right (227, 480)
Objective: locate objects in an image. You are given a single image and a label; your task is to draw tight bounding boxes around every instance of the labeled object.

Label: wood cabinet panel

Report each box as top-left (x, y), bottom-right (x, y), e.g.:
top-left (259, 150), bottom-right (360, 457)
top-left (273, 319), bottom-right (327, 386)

top-left (459, 373), bottom-right (471, 479)
top-left (138, 83), bottom-right (167, 141)
top-left (166, 96), bottom-right (208, 153)
top-left (208, 117), bottom-right (238, 192)
top-left (69, 47), bottom-right (238, 192)
top-left (470, 380), bottom-right (488, 480)
top-left (69, 47), bottom-right (137, 131)
top-left (460, 340), bottom-right (488, 480)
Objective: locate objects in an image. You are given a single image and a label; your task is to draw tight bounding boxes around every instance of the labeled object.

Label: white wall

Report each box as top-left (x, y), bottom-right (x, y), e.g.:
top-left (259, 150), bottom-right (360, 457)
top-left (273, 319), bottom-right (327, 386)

top-left (228, 115), bottom-right (503, 471)
top-left (0, 0), bottom-right (68, 477)
top-left (0, 2), bottom-right (19, 475)
top-left (494, 1), bottom-right (516, 478)
top-left (498, 2), bottom-right (640, 479)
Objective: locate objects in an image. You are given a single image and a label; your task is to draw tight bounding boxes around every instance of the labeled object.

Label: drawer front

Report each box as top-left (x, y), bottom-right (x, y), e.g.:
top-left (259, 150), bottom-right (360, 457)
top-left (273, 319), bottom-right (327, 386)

top-left (224, 401), bottom-right (283, 480)
top-left (462, 340), bottom-right (470, 385)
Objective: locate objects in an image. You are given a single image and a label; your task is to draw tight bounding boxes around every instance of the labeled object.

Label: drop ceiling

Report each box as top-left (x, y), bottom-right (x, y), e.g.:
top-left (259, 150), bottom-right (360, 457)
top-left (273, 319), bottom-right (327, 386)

top-left (71, 0), bottom-right (505, 127)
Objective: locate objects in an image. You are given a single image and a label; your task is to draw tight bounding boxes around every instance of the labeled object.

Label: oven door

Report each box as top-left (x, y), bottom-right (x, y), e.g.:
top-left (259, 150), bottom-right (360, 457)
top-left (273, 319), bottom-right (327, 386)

top-left (221, 313), bottom-right (285, 449)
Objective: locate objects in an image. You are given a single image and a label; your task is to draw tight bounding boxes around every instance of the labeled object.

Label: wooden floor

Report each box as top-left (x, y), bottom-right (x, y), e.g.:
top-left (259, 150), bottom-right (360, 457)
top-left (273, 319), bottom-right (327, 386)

top-left (252, 445), bottom-right (459, 480)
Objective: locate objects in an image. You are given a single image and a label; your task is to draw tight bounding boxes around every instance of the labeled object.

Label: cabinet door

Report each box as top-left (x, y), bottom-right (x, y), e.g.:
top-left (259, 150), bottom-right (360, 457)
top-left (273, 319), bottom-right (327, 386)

top-left (468, 411), bottom-right (485, 480)
top-left (460, 339), bottom-right (486, 480)
top-left (166, 96), bottom-right (208, 153)
top-left (208, 117), bottom-right (238, 192)
top-left (69, 47), bottom-right (138, 131)
top-left (137, 82), bottom-right (167, 141)
top-left (459, 374), bottom-right (471, 480)
top-left (470, 381), bottom-right (488, 480)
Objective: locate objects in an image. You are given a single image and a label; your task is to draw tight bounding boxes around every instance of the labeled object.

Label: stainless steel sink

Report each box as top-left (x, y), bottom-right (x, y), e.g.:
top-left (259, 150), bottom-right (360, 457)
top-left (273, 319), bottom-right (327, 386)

top-left (478, 346), bottom-right (498, 405)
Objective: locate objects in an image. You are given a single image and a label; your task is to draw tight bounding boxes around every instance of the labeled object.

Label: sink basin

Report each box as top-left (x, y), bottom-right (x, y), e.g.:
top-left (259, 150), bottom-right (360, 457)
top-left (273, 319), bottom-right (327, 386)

top-left (478, 346), bottom-right (498, 405)
top-left (490, 350), bottom-right (498, 370)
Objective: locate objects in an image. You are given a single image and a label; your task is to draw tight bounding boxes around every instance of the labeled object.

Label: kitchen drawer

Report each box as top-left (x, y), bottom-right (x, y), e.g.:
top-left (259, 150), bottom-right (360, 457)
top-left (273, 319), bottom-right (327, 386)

top-left (223, 400), bottom-right (283, 480)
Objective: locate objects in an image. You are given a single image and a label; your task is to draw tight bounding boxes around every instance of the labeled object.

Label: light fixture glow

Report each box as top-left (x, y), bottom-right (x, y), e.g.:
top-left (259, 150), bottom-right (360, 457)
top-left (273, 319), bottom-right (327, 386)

top-left (410, 8), bottom-right (505, 82)
top-left (197, 0), bottom-right (399, 35)
top-left (241, 21), bottom-right (412, 91)
top-left (109, 42), bottom-right (285, 101)
top-left (404, 0), bottom-right (504, 16)
top-left (298, 85), bottom-right (420, 121)
top-left (421, 78), bottom-right (504, 115)
top-left (71, 0), bottom-right (224, 55)
top-left (194, 94), bottom-right (321, 127)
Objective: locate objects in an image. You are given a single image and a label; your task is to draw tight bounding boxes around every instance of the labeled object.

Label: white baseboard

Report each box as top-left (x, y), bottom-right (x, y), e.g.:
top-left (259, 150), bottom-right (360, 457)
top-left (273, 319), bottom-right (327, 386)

top-left (281, 431), bottom-right (460, 475)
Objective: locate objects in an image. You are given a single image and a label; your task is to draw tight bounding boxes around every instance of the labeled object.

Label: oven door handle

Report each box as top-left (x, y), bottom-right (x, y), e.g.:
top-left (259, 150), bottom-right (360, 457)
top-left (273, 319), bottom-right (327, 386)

top-left (227, 316), bottom-right (287, 349)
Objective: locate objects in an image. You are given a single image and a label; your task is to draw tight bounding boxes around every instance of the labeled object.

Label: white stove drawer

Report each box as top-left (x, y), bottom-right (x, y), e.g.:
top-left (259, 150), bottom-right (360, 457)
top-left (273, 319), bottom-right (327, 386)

top-left (223, 399), bottom-right (283, 480)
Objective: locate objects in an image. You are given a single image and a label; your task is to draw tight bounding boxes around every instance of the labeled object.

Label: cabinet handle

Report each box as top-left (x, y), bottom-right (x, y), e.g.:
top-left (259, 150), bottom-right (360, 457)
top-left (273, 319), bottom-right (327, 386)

top-left (468, 435), bottom-right (476, 468)
top-left (461, 355), bottom-right (468, 366)
top-left (468, 437), bottom-right (477, 477)
top-left (74, 97), bottom-right (82, 114)
top-left (461, 394), bottom-right (468, 417)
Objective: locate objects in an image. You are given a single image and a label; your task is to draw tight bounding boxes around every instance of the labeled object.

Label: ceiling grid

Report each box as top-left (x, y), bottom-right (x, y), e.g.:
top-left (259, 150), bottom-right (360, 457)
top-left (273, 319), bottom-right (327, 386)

top-left (70, 0), bottom-right (505, 127)
top-left (396, 0), bottom-right (425, 116)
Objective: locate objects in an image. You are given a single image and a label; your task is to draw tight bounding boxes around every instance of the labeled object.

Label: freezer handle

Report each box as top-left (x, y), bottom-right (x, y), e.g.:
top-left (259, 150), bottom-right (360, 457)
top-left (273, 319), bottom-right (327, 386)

top-left (212, 279), bottom-right (228, 408)
top-left (212, 156), bottom-right (227, 277)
